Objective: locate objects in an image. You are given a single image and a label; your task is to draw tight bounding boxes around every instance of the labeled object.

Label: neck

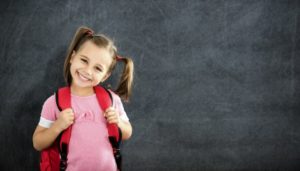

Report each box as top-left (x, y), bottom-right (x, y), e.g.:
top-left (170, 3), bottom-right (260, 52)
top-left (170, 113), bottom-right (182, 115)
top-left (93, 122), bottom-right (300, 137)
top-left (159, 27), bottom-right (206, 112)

top-left (70, 84), bottom-right (94, 96)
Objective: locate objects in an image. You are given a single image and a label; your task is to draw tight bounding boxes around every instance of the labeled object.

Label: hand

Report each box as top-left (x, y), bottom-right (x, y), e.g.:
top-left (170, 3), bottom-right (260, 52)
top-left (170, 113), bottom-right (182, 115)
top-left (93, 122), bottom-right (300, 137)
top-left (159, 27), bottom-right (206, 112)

top-left (55, 108), bottom-right (75, 132)
top-left (104, 107), bottom-right (120, 125)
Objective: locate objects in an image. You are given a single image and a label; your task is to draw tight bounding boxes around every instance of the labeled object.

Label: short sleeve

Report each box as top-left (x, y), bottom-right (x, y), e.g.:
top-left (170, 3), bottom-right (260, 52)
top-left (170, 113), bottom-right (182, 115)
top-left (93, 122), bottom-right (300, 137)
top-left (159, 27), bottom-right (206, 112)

top-left (38, 95), bottom-right (59, 128)
top-left (110, 91), bottom-right (130, 122)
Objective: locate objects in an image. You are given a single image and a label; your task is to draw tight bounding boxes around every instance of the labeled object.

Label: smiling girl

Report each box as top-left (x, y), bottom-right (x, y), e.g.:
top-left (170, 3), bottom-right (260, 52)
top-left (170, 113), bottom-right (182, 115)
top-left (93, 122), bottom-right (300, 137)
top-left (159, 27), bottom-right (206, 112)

top-left (33, 26), bottom-right (134, 171)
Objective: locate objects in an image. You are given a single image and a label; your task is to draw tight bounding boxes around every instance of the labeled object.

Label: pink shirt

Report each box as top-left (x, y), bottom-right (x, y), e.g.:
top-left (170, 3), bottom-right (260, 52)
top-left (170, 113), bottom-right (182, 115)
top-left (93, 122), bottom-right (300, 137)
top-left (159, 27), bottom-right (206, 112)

top-left (38, 90), bottom-right (129, 171)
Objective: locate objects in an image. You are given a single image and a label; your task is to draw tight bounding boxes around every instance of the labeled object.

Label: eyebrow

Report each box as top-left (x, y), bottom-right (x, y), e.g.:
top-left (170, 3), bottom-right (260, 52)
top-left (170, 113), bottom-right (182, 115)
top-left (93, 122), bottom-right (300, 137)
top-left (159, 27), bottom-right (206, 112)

top-left (80, 55), bottom-right (104, 69)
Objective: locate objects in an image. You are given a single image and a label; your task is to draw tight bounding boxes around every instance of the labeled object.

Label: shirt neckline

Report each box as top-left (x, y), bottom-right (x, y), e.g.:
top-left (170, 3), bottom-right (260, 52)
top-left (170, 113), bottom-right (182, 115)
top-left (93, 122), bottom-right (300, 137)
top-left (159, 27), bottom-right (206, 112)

top-left (71, 93), bottom-right (96, 99)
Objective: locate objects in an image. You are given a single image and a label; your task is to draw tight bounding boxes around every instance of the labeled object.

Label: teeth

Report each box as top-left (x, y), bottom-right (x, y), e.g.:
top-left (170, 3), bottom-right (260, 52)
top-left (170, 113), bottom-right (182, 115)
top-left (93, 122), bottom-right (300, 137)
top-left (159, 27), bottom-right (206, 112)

top-left (78, 72), bottom-right (91, 81)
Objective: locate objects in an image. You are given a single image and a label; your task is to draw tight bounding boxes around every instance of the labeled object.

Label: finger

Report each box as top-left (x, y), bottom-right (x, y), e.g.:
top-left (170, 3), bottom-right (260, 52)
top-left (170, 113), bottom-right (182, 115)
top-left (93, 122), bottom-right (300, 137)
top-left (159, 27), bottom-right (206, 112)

top-left (108, 114), bottom-right (119, 122)
top-left (70, 115), bottom-right (75, 121)
top-left (106, 115), bottom-right (118, 122)
top-left (104, 111), bottom-right (112, 118)
top-left (110, 117), bottom-right (120, 124)
top-left (105, 115), bottom-right (112, 122)
top-left (70, 112), bottom-right (75, 116)
top-left (107, 117), bottom-right (117, 124)
top-left (69, 120), bottom-right (74, 125)
top-left (65, 113), bottom-right (74, 119)
top-left (108, 120), bottom-right (115, 124)
top-left (105, 111), bottom-right (116, 117)
top-left (104, 109), bottom-right (116, 117)
top-left (105, 107), bottom-right (115, 113)
top-left (63, 111), bottom-right (73, 117)
top-left (64, 108), bottom-right (73, 113)
top-left (108, 114), bottom-right (117, 120)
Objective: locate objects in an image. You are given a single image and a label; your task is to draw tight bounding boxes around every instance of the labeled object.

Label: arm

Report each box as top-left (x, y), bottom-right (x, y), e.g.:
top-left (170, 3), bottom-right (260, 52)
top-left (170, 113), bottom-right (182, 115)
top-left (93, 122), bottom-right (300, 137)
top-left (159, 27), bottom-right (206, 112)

top-left (32, 108), bottom-right (75, 151)
top-left (32, 123), bottom-right (63, 151)
top-left (117, 119), bottom-right (132, 140)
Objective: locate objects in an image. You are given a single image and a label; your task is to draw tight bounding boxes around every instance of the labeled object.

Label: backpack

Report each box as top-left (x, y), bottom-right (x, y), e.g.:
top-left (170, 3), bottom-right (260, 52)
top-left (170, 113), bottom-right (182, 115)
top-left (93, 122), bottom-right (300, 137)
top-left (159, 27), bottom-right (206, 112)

top-left (39, 86), bottom-right (122, 171)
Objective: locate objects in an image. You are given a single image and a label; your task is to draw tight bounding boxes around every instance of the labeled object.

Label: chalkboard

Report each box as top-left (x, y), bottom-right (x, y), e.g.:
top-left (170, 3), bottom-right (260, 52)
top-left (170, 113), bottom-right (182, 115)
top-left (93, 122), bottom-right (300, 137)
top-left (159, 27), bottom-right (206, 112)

top-left (0, 0), bottom-right (299, 170)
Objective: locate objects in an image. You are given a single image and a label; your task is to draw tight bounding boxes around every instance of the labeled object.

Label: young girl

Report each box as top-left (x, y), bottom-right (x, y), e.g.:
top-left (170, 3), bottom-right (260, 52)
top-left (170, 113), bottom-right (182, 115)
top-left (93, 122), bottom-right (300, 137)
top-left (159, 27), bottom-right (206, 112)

top-left (32, 26), bottom-right (134, 171)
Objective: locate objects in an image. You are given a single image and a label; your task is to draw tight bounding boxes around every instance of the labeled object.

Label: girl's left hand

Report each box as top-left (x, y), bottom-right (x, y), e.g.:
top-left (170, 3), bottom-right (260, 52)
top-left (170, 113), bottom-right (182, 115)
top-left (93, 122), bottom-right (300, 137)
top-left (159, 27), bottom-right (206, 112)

top-left (104, 107), bottom-right (120, 125)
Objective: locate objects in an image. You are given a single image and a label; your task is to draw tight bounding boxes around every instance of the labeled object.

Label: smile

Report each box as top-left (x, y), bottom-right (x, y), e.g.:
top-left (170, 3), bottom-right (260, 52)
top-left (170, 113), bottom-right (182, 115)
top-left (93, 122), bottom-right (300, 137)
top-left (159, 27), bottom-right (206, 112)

top-left (77, 71), bottom-right (92, 82)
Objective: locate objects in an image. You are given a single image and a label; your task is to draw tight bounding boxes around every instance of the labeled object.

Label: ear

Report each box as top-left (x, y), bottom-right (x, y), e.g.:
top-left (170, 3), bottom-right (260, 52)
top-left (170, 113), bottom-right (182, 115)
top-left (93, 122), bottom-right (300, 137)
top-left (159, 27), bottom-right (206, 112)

top-left (101, 72), bottom-right (111, 83)
top-left (70, 50), bottom-right (76, 63)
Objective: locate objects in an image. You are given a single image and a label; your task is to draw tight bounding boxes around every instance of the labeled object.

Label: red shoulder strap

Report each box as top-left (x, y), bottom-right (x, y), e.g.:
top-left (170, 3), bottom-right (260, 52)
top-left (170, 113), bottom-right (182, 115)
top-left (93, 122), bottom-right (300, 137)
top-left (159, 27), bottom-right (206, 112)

top-left (94, 86), bottom-right (120, 142)
top-left (56, 87), bottom-right (71, 110)
top-left (56, 87), bottom-right (72, 153)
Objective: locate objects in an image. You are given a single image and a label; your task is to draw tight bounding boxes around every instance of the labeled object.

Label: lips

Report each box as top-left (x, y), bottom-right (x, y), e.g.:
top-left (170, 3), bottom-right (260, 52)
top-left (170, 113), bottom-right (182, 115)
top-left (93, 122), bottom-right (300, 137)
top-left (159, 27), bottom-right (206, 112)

top-left (77, 71), bottom-right (92, 82)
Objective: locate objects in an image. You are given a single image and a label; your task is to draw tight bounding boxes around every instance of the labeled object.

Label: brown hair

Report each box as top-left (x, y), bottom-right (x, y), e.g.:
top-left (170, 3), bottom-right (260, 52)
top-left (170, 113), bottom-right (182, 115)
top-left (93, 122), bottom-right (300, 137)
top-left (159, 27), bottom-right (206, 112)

top-left (63, 26), bottom-right (134, 101)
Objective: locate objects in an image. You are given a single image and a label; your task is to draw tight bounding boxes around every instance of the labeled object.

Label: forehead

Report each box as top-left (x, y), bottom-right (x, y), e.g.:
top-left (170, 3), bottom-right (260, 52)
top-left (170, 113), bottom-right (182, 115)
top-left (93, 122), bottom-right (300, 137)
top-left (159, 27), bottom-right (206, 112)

top-left (78, 41), bottom-right (113, 68)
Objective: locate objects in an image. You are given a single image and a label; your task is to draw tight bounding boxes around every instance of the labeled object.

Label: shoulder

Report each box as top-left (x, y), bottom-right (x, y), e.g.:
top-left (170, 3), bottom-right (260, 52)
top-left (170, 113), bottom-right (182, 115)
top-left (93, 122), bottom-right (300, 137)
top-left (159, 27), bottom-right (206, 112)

top-left (40, 93), bottom-right (60, 121)
top-left (43, 94), bottom-right (56, 107)
top-left (108, 89), bottom-right (121, 101)
top-left (42, 94), bottom-right (59, 112)
top-left (108, 89), bottom-right (129, 120)
top-left (107, 89), bottom-right (123, 106)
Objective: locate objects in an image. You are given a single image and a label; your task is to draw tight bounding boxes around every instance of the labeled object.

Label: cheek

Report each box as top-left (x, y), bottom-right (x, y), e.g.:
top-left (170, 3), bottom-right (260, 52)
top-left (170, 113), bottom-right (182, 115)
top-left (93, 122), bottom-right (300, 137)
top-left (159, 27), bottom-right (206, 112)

top-left (94, 73), bottom-right (103, 80)
top-left (94, 73), bottom-right (107, 82)
top-left (69, 63), bottom-right (81, 78)
top-left (70, 64), bottom-right (76, 74)
top-left (70, 60), bottom-right (83, 71)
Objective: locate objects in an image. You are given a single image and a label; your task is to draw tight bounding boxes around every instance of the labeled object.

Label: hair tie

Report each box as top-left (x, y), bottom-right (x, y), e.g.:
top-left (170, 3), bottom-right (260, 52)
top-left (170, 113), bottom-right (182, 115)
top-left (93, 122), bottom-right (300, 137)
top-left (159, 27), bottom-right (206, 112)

top-left (86, 30), bottom-right (94, 36)
top-left (116, 55), bottom-right (123, 61)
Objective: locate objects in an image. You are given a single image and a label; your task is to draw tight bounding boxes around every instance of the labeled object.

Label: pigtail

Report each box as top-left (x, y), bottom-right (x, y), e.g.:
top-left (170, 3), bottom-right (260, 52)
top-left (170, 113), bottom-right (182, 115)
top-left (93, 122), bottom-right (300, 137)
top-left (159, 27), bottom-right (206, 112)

top-left (63, 26), bottom-right (93, 85)
top-left (115, 57), bottom-right (134, 102)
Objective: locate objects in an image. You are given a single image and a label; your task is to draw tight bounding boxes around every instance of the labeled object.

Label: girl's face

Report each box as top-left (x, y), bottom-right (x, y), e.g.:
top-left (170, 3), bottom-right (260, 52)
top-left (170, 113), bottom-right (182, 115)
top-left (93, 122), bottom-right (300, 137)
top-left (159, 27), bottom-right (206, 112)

top-left (69, 40), bottom-right (113, 89)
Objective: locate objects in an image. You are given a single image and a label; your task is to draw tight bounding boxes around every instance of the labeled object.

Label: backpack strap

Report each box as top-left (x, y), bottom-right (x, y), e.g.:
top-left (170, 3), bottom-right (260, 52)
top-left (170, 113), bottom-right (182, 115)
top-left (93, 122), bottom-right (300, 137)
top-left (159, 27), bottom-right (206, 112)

top-left (94, 86), bottom-right (122, 170)
top-left (94, 86), bottom-right (121, 142)
top-left (55, 87), bottom-right (72, 171)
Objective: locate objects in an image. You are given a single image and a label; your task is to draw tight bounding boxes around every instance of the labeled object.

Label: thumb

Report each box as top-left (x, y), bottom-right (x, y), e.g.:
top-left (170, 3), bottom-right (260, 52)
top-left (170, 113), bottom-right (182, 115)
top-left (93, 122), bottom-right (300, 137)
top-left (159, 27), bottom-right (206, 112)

top-left (105, 107), bottom-right (114, 113)
top-left (104, 107), bottom-right (114, 117)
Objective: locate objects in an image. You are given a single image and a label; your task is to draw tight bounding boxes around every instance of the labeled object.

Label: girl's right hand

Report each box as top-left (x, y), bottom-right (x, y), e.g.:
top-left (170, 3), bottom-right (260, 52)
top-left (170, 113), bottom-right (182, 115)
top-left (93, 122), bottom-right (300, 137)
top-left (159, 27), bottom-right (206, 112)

top-left (55, 108), bottom-right (75, 132)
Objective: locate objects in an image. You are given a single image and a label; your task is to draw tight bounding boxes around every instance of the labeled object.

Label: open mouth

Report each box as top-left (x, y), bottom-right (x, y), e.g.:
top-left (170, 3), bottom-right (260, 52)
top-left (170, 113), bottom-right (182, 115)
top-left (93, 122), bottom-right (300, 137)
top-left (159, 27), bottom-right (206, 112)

top-left (77, 71), bottom-right (92, 82)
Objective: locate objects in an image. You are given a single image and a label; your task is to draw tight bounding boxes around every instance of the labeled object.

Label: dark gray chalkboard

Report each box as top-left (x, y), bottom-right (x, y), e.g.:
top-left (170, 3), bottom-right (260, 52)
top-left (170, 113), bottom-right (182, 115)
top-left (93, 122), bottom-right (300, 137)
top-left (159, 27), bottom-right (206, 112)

top-left (0, 0), bottom-right (299, 170)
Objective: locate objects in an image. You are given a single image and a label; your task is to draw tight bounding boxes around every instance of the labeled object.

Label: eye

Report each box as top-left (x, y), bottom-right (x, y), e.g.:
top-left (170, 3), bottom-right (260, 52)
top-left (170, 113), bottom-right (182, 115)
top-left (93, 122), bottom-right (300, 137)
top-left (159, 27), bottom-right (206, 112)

top-left (95, 67), bottom-right (102, 72)
top-left (81, 58), bottom-right (88, 63)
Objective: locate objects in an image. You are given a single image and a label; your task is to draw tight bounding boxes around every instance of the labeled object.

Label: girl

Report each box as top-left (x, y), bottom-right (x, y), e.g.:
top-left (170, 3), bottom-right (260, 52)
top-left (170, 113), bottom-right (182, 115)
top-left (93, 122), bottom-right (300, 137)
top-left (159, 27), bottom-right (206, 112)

top-left (32, 26), bottom-right (134, 171)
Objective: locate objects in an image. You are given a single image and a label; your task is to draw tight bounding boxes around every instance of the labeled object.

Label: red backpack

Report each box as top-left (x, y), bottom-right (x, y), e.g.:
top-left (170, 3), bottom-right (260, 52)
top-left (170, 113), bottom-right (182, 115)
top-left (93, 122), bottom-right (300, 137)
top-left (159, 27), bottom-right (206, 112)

top-left (39, 86), bottom-right (122, 171)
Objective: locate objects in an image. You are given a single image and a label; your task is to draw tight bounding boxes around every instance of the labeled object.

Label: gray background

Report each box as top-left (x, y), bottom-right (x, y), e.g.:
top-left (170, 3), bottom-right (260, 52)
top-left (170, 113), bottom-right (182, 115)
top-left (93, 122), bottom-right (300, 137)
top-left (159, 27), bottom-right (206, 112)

top-left (0, 0), bottom-right (299, 170)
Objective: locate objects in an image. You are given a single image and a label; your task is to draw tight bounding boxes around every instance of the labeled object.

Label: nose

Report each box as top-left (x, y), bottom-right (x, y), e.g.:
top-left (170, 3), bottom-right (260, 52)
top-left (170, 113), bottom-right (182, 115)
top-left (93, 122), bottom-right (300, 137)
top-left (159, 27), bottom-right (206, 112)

top-left (84, 65), bottom-right (93, 76)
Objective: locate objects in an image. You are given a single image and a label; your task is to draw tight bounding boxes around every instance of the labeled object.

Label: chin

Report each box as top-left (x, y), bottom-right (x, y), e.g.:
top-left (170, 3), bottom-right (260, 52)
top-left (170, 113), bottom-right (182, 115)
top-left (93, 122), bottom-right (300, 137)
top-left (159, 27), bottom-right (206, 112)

top-left (72, 80), bottom-right (93, 88)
